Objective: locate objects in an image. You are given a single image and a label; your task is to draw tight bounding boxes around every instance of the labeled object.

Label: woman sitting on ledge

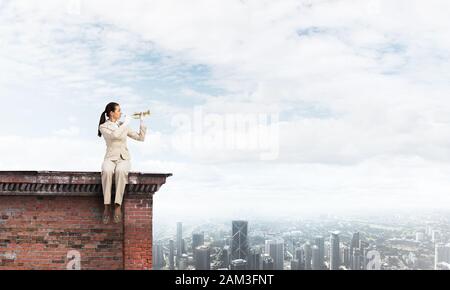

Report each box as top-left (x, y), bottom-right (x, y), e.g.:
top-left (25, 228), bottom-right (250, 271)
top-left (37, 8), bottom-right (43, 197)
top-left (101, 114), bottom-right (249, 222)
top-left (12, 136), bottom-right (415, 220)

top-left (97, 102), bottom-right (147, 224)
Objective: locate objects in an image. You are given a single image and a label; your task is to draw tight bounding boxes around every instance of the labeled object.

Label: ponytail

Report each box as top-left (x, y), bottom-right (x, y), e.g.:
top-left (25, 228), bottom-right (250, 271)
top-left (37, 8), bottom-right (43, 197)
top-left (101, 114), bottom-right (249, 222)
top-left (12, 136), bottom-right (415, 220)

top-left (98, 102), bottom-right (119, 137)
top-left (98, 110), bottom-right (107, 137)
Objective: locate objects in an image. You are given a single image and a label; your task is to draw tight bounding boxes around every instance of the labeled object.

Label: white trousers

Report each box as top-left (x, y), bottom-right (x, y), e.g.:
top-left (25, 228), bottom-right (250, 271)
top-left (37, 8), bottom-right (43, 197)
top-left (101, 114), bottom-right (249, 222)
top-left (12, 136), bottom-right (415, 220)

top-left (101, 158), bottom-right (131, 205)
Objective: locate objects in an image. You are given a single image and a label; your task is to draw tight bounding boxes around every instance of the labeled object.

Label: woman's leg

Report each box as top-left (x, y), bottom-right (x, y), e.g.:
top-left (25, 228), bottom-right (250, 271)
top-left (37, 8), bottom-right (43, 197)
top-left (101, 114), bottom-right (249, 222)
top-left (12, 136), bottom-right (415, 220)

top-left (101, 159), bottom-right (116, 223)
top-left (101, 159), bottom-right (116, 204)
top-left (114, 159), bottom-right (131, 206)
top-left (113, 159), bottom-right (131, 223)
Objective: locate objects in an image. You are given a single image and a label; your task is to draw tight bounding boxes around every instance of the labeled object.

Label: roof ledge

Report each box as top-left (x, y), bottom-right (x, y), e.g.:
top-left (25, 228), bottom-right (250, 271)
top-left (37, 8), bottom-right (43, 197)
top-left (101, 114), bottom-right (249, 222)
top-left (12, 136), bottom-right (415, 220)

top-left (0, 171), bottom-right (172, 197)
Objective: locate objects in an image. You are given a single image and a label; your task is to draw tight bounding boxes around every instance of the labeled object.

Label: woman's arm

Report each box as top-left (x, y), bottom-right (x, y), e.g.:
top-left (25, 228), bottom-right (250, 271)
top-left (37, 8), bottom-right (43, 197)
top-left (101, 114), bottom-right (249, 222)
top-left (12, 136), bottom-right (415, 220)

top-left (127, 122), bottom-right (147, 142)
top-left (100, 115), bottom-right (131, 140)
top-left (100, 124), bottom-right (129, 140)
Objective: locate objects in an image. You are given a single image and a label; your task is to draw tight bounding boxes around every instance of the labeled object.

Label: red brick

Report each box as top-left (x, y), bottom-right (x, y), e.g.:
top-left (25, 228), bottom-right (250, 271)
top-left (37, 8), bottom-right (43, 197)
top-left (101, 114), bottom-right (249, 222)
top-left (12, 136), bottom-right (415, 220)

top-left (0, 171), bottom-right (171, 270)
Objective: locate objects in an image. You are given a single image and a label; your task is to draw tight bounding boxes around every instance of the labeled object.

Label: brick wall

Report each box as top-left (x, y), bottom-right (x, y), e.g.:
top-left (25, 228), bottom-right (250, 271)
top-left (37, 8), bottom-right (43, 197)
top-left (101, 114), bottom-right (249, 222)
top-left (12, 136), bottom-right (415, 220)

top-left (123, 196), bottom-right (153, 270)
top-left (0, 171), bottom-right (170, 270)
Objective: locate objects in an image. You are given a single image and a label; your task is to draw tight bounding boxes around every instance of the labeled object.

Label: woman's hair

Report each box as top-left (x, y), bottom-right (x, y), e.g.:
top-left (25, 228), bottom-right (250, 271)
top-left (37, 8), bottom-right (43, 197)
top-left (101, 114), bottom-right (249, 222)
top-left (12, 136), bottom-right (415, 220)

top-left (98, 102), bottom-right (119, 137)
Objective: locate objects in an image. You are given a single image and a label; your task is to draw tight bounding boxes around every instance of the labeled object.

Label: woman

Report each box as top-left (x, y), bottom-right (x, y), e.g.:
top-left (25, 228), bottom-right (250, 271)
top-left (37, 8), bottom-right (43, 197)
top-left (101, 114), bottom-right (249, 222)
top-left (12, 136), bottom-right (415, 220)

top-left (98, 102), bottom-right (147, 224)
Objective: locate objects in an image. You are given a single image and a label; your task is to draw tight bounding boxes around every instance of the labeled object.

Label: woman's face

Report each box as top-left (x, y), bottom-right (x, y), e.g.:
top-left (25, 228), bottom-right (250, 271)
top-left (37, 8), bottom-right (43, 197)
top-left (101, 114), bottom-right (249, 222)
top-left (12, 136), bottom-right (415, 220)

top-left (110, 105), bottom-right (122, 120)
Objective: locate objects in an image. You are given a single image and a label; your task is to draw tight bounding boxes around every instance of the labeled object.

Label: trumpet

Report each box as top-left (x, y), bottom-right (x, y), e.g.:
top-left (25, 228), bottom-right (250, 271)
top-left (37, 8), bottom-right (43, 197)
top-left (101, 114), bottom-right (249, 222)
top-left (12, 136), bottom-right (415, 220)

top-left (130, 110), bottom-right (151, 119)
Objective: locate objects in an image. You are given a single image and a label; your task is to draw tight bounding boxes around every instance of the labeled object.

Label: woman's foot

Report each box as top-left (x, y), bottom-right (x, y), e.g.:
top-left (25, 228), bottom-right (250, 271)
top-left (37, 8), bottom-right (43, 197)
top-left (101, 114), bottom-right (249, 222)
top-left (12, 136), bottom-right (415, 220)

top-left (113, 204), bottom-right (122, 224)
top-left (103, 205), bottom-right (111, 224)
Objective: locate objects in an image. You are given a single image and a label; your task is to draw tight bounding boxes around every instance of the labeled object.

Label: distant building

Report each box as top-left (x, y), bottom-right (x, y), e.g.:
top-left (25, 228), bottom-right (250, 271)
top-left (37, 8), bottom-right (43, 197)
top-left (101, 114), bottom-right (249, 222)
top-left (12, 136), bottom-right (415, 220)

top-left (436, 262), bottom-right (450, 270)
top-left (314, 236), bottom-right (325, 269)
top-left (176, 222), bottom-right (183, 257)
top-left (222, 245), bottom-right (231, 269)
top-left (303, 242), bottom-right (312, 270)
top-left (192, 232), bottom-right (205, 252)
top-left (312, 245), bottom-right (321, 270)
top-left (415, 232), bottom-right (425, 242)
top-left (349, 232), bottom-right (359, 268)
top-left (359, 241), bottom-right (369, 269)
top-left (231, 220), bottom-right (249, 261)
top-left (352, 249), bottom-right (362, 270)
top-left (295, 247), bottom-right (305, 270)
top-left (435, 243), bottom-right (450, 270)
top-left (168, 239), bottom-right (175, 270)
top-left (231, 259), bottom-right (247, 270)
top-left (153, 243), bottom-right (165, 270)
top-left (178, 254), bottom-right (189, 270)
top-left (330, 232), bottom-right (340, 270)
top-left (194, 245), bottom-right (211, 270)
top-left (248, 247), bottom-right (262, 270)
top-left (262, 254), bottom-right (274, 270)
top-left (265, 239), bottom-right (284, 270)
top-left (181, 238), bottom-right (186, 255)
top-left (342, 246), bottom-right (350, 268)
top-left (432, 230), bottom-right (441, 243)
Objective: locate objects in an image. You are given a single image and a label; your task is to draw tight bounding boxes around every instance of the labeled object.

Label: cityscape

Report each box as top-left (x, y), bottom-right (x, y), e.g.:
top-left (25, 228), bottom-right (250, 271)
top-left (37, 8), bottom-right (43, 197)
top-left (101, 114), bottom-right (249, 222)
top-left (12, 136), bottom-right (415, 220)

top-left (153, 210), bottom-right (450, 270)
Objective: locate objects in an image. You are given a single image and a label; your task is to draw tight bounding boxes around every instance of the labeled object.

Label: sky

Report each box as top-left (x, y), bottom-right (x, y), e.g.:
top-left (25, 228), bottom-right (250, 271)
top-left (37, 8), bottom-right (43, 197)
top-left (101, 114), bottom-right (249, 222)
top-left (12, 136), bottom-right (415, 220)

top-left (1, 0), bottom-right (450, 224)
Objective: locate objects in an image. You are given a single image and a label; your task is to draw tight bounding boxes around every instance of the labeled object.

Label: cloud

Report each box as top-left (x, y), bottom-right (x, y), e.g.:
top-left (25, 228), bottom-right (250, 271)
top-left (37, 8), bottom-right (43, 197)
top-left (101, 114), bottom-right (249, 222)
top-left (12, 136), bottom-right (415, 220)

top-left (1, 0), bottom-right (450, 215)
top-left (0, 135), bottom-right (103, 171)
top-left (53, 126), bottom-right (80, 137)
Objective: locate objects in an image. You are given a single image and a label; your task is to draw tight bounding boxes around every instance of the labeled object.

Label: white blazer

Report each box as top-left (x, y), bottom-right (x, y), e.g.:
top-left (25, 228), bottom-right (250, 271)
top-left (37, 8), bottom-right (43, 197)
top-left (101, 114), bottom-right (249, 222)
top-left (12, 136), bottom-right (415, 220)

top-left (99, 120), bottom-right (147, 161)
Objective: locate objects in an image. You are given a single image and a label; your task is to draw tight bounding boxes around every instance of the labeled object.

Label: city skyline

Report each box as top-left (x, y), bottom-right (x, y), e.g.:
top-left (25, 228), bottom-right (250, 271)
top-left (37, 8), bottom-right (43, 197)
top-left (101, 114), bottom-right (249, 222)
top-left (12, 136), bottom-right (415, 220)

top-left (154, 210), bottom-right (450, 270)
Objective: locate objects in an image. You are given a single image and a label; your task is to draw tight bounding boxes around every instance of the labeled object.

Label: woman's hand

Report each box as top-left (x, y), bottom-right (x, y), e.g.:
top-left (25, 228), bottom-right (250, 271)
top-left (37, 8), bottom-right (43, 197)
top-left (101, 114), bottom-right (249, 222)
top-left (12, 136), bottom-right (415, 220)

top-left (139, 112), bottom-right (145, 123)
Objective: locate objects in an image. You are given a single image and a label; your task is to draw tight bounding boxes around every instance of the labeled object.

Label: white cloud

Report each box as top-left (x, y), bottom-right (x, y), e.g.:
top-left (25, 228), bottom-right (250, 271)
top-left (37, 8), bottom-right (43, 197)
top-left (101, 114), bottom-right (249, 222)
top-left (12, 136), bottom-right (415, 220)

top-left (53, 126), bottom-right (80, 137)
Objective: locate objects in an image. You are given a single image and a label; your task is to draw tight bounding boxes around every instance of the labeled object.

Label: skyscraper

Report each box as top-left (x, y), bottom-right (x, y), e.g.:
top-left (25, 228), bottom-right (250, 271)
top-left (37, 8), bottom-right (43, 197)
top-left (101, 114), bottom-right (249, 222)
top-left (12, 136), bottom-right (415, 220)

top-left (342, 246), bottom-right (350, 268)
top-left (351, 232), bottom-right (360, 250)
top-left (314, 236), bottom-right (325, 270)
top-left (330, 231), bottom-right (340, 270)
top-left (311, 245), bottom-right (321, 270)
top-left (176, 222), bottom-right (183, 257)
top-left (168, 239), bottom-right (175, 270)
top-left (352, 249), bottom-right (362, 270)
top-left (222, 245), bottom-right (231, 269)
top-left (265, 239), bottom-right (284, 270)
top-left (303, 242), bottom-right (312, 270)
top-left (195, 245), bottom-right (211, 270)
top-left (359, 241), bottom-right (369, 270)
top-left (295, 247), bottom-right (305, 270)
top-left (153, 243), bottom-right (165, 270)
top-left (231, 220), bottom-right (249, 261)
top-left (248, 247), bottom-right (262, 270)
top-left (435, 243), bottom-right (450, 270)
top-left (349, 232), bottom-right (359, 268)
top-left (192, 232), bottom-right (205, 253)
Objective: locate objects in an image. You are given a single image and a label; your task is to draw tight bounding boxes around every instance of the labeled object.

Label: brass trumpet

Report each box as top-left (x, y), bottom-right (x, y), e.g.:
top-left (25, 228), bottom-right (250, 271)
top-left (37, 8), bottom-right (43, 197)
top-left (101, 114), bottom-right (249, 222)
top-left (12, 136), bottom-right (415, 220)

top-left (130, 110), bottom-right (151, 119)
